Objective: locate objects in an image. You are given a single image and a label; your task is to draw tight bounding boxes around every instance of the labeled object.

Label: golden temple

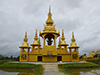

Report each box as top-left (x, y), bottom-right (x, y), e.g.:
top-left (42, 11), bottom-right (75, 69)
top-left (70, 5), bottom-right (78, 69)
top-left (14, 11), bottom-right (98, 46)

top-left (19, 6), bottom-right (79, 62)
top-left (82, 49), bottom-right (100, 61)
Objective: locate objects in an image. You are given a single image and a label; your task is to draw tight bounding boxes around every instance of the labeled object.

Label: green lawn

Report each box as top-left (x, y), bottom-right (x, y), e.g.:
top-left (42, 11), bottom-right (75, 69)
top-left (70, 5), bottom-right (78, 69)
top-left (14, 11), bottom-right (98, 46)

top-left (58, 62), bottom-right (100, 75)
top-left (0, 69), bottom-right (34, 72)
top-left (0, 60), bottom-right (7, 64)
top-left (58, 62), bottom-right (99, 68)
top-left (0, 62), bottom-right (39, 68)
top-left (0, 62), bottom-right (43, 75)
top-left (90, 61), bottom-right (100, 65)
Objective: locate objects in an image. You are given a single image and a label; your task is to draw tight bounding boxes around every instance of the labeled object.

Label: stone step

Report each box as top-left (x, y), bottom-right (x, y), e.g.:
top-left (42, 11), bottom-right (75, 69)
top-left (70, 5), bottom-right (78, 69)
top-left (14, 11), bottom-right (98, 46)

top-left (45, 69), bottom-right (58, 70)
top-left (44, 67), bottom-right (57, 68)
top-left (43, 71), bottom-right (66, 75)
top-left (42, 63), bottom-right (65, 75)
top-left (45, 68), bottom-right (58, 70)
top-left (42, 64), bottom-right (58, 65)
top-left (43, 65), bottom-right (57, 66)
top-left (43, 64), bottom-right (57, 65)
top-left (43, 65), bottom-right (57, 67)
top-left (44, 70), bottom-right (58, 72)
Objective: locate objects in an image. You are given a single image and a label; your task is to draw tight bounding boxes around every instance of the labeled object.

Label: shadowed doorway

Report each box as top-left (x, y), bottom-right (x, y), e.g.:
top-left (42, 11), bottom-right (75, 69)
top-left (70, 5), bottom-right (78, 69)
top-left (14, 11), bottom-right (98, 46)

top-left (38, 56), bottom-right (42, 61)
top-left (57, 56), bottom-right (62, 61)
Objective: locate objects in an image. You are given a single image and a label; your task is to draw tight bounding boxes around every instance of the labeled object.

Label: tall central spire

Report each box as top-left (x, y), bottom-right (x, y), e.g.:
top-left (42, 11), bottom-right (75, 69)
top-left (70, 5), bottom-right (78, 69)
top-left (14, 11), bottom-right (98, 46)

top-left (45, 5), bottom-right (54, 26)
top-left (49, 5), bottom-right (51, 12)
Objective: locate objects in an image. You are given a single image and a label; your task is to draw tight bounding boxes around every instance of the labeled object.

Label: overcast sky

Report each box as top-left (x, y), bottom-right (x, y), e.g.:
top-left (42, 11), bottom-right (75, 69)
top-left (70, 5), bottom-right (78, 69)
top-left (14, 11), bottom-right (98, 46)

top-left (0, 0), bottom-right (100, 57)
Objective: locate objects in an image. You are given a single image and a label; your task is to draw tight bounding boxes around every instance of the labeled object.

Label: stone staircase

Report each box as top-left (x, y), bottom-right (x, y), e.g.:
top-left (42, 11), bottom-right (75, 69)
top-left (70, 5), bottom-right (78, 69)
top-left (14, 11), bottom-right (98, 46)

top-left (42, 63), bottom-right (58, 71)
top-left (42, 63), bottom-right (66, 75)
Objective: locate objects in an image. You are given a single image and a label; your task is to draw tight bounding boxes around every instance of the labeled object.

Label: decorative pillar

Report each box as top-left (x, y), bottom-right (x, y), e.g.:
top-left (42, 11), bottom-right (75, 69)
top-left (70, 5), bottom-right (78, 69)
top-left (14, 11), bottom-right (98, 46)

top-left (54, 35), bottom-right (57, 47)
top-left (20, 48), bottom-right (22, 53)
top-left (70, 48), bottom-right (72, 61)
top-left (43, 35), bottom-right (45, 47)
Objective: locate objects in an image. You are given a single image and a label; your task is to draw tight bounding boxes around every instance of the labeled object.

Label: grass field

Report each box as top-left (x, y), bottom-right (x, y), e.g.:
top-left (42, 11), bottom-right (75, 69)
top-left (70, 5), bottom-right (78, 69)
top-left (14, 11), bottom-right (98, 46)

top-left (90, 61), bottom-right (100, 65)
top-left (0, 62), bottom-right (43, 75)
top-left (58, 62), bottom-right (99, 68)
top-left (0, 69), bottom-right (34, 72)
top-left (0, 62), bottom-right (39, 68)
top-left (58, 62), bottom-right (100, 75)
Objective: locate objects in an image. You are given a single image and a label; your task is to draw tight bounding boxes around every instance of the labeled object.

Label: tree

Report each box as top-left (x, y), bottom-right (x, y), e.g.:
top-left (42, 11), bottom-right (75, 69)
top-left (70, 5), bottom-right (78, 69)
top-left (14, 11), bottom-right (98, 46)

top-left (16, 56), bottom-right (19, 61)
top-left (0, 55), bottom-right (5, 60)
top-left (84, 53), bottom-right (86, 56)
top-left (5, 56), bottom-right (9, 60)
top-left (10, 55), bottom-right (13, 60)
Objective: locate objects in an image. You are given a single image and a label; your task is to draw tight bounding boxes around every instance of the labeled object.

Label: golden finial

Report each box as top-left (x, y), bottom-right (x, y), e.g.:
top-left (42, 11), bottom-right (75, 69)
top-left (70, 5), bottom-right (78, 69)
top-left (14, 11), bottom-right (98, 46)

top-left (45, 5), bottom-right (54, 25)
top-left (60, 30), bottom-right (68, 46)
top-left (49, 5), bottom-right (51, 12)
top-left (25, 31), bottom-right (27, 37)
top-left (34, 29), bottom-right (38, 40)
top-left (71, 32), bottom-right (76, 42)
top-left (59, 37), bottom-right (61, 44)
top-left (19, 31), bottom-right (30, 48)
top-left (69, 32), bottom-right (79, 48)
top-left (92, 50), bottom-right (94, 53)
top-left (39, 37), bottom-right (41, 44)
top-left (24, 31), bottom-right (28, 42)
top-left (61, 29), bottom-right (65, 40)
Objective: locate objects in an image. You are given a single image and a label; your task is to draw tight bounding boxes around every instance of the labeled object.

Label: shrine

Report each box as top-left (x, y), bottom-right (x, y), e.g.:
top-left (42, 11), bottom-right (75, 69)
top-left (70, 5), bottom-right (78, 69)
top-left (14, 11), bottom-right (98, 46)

top-left (19, 6), bottom-right (79, 62)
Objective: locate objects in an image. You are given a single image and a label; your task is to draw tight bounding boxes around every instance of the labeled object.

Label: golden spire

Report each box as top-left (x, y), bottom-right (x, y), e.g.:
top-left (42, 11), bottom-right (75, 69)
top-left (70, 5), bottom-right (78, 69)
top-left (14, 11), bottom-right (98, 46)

top-left (59, 37), bottom-right (61, 45)
top-left (87, 53), bottom-right (93, 58)
top-left (45, 5), bottom-right (54, 25)
top-left (60, 30), bottom-right (68, 46)
top-left (24, 31), bottom-right (28, 42)
top-left (34, 29), bottom-right (38, 40)
top-left (31, 30), bottom-right (39, 46)
top-left (38, 37), bottom-right (42, 49)
top-left (49, 5), bottom-right (51, 12)
top-left (68, 32), bottom-right (79, 48)
top-left (61, 29), bottom-right (65, 40)
top-left (39, 37), bottom-right (41, 45)
top-left (71, 32), bottom-right (76, 42)
top-left (57, 37), bottom-right (61, 49)
top-left (19, 31), bottom-right (30, 48)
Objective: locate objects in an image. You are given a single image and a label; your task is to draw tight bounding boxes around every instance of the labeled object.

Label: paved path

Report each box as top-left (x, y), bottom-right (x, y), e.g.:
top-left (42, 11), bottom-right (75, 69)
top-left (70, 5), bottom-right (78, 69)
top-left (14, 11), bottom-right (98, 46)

top-left (42, 63), bottom-right (66, 75)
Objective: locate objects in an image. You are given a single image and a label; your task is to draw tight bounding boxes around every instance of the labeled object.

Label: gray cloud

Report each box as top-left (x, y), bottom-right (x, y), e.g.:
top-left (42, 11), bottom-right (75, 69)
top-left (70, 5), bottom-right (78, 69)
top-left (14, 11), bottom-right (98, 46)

top-left (0, 0), bottom-right (100, 57)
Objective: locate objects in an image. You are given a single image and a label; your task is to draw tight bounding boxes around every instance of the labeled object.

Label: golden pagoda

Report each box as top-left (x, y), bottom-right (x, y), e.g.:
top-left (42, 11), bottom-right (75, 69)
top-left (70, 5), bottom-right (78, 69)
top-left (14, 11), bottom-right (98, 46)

top-left (87, 53), bottom-right (93, 58)
top-left (91, 50), bottom-right (96, 56)
top-left (19, 6), bottom-right (79, 62)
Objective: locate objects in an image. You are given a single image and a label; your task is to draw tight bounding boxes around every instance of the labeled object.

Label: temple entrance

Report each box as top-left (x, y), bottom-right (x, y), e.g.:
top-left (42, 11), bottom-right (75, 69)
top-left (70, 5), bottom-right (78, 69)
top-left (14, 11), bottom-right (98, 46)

top-left (38, 56), bottom-right (42, 61)
top-left (57, 56), bottom-right (62, 61)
